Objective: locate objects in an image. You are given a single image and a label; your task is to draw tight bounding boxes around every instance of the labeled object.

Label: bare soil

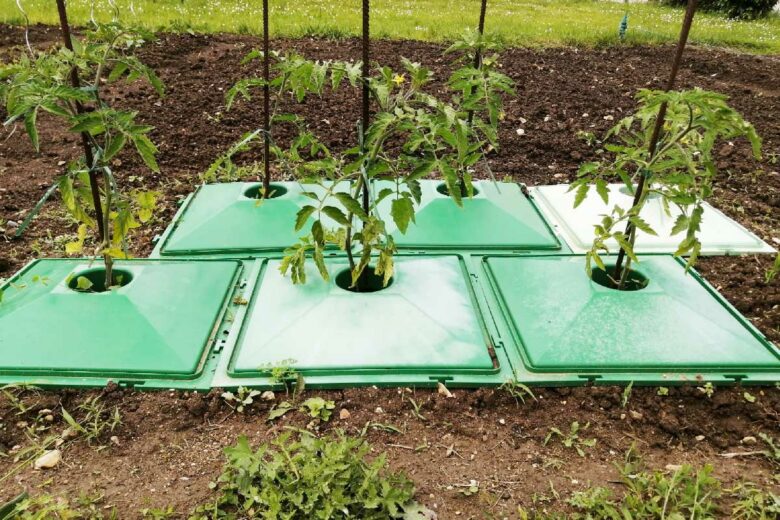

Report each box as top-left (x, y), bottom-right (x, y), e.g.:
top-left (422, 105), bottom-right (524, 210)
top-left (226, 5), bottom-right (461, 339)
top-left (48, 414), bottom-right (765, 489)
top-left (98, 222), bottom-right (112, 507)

top-left (0, 24), bottom-right (778, 518)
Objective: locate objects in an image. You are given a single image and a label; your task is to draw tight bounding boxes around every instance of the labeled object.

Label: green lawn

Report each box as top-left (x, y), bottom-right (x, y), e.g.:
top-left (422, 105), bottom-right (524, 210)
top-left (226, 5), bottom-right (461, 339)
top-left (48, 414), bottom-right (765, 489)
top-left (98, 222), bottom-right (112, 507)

top-left (2, 0), bottom-right (779, 53)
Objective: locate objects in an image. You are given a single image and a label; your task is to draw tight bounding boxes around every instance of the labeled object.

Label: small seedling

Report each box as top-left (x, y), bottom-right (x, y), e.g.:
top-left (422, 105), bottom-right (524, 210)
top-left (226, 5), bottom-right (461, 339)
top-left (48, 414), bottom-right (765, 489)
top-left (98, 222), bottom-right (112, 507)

top-left (500, 380), bottom-right (537, 405)
top-left (61, 396), bottom-right (121, 445)
top-left (698, 382), bottom-right (715, 398)
top-left (221, 387), bottom-right (261, 413)
top-left (408, 398), bottom-right (427, 422)
top-left (767, 254), bottom-right (780, 284)
top-left (620, 381), bottom-right (634, 408)
top-left (544, 421), bottom-right (597, 457)
top-left (267, 401), bottom-right (294, 422)
top-left (299, 397), bottom-right (335, 422)
top-left (458, 479), bottom-right (480, 497)
top-left (758, 433), bottom-right (780, 467)
top-left (743, 391), bottom-right (757, 403)
top-left (727, 481), bottom-right (780, 519)
top-left (657, 386), bottom-right (669, 396)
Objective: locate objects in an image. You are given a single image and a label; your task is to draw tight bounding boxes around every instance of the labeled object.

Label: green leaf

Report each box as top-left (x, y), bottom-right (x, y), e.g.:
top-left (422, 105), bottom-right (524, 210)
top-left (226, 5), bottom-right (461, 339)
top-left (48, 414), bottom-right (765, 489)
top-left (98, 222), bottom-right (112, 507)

top-left (390, 197), bottom-right (415, 234)
top-left (322, 205), bottom-right (350, 226)
top-left (573, 183), bottom-right (590, 208)
top-left (628, 215), bottom-right (657, 236)
top-left (311, 220), bottom-right (324, 244)
top-left (24, 108), bottom-right (39, 152)
top-left (595, 179), bottom-right (609, 205)
top-left (267, 401), bottom-right (293, 421)
top-left (334, 192), bottom-right (368, 221)
top-left (132, 134), bottom-right (159, 172)
top-left (671, 214), bottom-right (689, 236)
top-left (103, 133), bottom-right (127, 161)
top-left (295, 205), bottom-right (316, 231)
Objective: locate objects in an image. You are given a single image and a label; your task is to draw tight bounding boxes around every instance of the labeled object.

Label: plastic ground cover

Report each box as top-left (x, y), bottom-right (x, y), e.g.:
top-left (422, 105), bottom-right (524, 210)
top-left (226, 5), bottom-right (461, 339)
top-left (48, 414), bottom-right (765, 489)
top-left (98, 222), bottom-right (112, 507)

top-left (5, 180), bottom-right (780, 389)
top-left (377, 180), bottom-right (561, 250)
top-left (531, 184), bottom-right (775, 255)
top-left (481, 255), bottom-right (780, 384)
top-left (157, 181), bottom-right (345, 256)
top-left (212, 255), bottom-right (501, 386)
top-left (0, 259), bottom-right (241, 389)
top-left (156, 180), bottom-right (561, 258)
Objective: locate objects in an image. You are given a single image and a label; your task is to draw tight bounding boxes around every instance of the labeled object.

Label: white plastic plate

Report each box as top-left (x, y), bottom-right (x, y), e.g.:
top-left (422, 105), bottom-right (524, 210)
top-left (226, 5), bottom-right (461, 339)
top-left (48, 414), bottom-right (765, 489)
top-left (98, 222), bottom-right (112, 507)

top-left (531, 184), bottom-right (775, 255)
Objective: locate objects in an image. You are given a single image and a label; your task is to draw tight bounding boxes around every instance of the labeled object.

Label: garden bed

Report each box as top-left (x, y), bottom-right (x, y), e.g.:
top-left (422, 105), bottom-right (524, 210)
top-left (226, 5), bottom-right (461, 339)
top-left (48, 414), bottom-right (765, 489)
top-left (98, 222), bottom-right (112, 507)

top-left (1, 24), bottom-right (779, 518)
top-left (1, 25), bottom-right (777, 343)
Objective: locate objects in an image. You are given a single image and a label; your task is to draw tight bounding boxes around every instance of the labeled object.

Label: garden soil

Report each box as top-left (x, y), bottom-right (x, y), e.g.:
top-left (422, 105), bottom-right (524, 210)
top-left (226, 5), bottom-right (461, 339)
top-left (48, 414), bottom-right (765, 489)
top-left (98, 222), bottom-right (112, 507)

top-left (0, 24), bottom-right (778, 518)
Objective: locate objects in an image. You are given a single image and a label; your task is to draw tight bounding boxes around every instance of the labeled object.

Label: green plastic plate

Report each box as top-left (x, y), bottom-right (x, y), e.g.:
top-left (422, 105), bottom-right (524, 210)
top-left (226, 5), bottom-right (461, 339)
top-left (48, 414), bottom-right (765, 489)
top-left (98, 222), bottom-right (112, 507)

top-left (158, 182), bottom-right (344, 256)
top-left (0, 259), bottom-right (240, 379)
top-left (484, 255), bottom-right (780, 373)
top-left (228, 255), bottom-right (496, 377)
top-left (377, 180), bottom-right (560, 250)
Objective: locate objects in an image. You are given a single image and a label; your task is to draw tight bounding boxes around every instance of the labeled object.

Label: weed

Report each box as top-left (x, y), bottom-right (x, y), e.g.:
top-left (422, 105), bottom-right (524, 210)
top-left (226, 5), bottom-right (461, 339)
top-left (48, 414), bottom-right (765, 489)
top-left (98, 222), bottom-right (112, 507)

top-left (140, 505), bottom-right (178, 519)
top-left (408, 397), bottom-right (427, 421)
top-left (0, 492), bottom-right (119, 519)
top-left (765, 254), bottom-right (779, 285)
top-left (299, 396), bottom-right (335, 422)
top-left (500, 380), bottom-right (537, 405)
top-left (267, 401), bottom-right (294, 421)
top-left (758, 433), bottom-right (780, 467)
top-left (61, 396), bottom-right (121, 445)
top-left (0, 383), bottom-right (40, 415)
top-left (192, 431), bottom-right (419, 518)
top-left (221, 387), bottom-right (261, 413)
top-left (544, 421), bottom-right (596, 457)
top-left (728, 482), bottom-right (780, 519)
top-left (620, 381), bottom-right (633, 408)
top-left (698, 382), bottom-right (715, 398)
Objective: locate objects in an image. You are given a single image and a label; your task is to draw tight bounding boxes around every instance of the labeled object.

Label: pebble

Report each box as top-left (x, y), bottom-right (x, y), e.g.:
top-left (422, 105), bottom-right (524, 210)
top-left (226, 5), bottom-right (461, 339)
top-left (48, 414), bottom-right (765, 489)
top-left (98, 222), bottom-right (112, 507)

top-left (110, 436), bottom-right (120, 446)
top-left (742, 436), bottom-right (757, 445)
top-left (260, 391), bottom-right (275, 401)
top-left (498, 418), bottom-right (506, 425)
top-left (629, 410), bottom-right (643, 420)
top-left (374, 407), bottom-right (384, 414)
top-left (437, 382), bottom-right (453, 398)
top-left (339, 408), bottom-right (351, 420)
top-left (34, 449), bottom-right (62, 470)
top-left (695, 435), bottom-right (705, 442)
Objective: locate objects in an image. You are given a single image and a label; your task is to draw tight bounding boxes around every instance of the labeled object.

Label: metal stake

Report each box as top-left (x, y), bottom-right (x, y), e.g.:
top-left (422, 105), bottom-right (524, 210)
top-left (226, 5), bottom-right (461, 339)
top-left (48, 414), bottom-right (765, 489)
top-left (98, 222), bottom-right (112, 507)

top-left (262, 0), bottom-right (271, 198)
top-left (55, 0), bottom-right (105, 241)
top-left (612, 0), bottom-right (699, 285)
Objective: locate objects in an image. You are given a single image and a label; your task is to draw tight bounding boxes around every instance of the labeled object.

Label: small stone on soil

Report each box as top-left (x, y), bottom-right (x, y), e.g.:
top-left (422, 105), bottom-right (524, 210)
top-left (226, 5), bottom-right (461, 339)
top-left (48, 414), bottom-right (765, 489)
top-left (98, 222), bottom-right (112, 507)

top-left (34, 449), bottom-right (62, 470)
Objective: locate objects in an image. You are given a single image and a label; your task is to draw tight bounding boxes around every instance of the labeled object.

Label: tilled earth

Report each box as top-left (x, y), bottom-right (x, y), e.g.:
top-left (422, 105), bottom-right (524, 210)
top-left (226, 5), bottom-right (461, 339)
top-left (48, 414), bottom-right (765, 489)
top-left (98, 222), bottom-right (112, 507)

top-left (0, 24), bottom-right (778, 518)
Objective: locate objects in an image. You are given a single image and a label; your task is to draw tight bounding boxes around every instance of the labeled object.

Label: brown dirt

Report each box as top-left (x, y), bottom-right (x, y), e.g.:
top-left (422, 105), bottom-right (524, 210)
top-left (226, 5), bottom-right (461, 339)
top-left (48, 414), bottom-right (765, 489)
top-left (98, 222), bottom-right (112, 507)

top-left (0, 24), bottom-right (779, 518)
top-left (1, 385), bottom-right (779, 518)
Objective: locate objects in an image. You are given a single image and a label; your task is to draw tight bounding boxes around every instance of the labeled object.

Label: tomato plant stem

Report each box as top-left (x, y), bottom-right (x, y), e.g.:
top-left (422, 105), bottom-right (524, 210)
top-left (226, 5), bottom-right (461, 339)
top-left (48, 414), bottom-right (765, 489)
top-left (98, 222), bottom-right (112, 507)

top-left (55, 0), bottom-right (105, 243)
top-left (612, 0), bottom-right (698, 288)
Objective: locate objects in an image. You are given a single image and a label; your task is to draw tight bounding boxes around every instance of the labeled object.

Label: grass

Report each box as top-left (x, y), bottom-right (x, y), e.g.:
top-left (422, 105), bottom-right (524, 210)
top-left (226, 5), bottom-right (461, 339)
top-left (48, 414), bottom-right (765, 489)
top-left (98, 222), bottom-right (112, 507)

top-left (1, 0), bottom-right (779, 53)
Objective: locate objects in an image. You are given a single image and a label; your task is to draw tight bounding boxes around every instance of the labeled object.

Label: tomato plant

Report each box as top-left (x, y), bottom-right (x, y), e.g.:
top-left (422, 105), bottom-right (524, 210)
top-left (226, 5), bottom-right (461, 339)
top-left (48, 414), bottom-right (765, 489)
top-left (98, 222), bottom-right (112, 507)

top-left (570, 88), bottom-right (761, 288)
top-left (0, 12), bottom-right (163, 291)
top-left (204, 51), bottom-right (361, 187)
top-left (279, 46), bottom-right (513, 290)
